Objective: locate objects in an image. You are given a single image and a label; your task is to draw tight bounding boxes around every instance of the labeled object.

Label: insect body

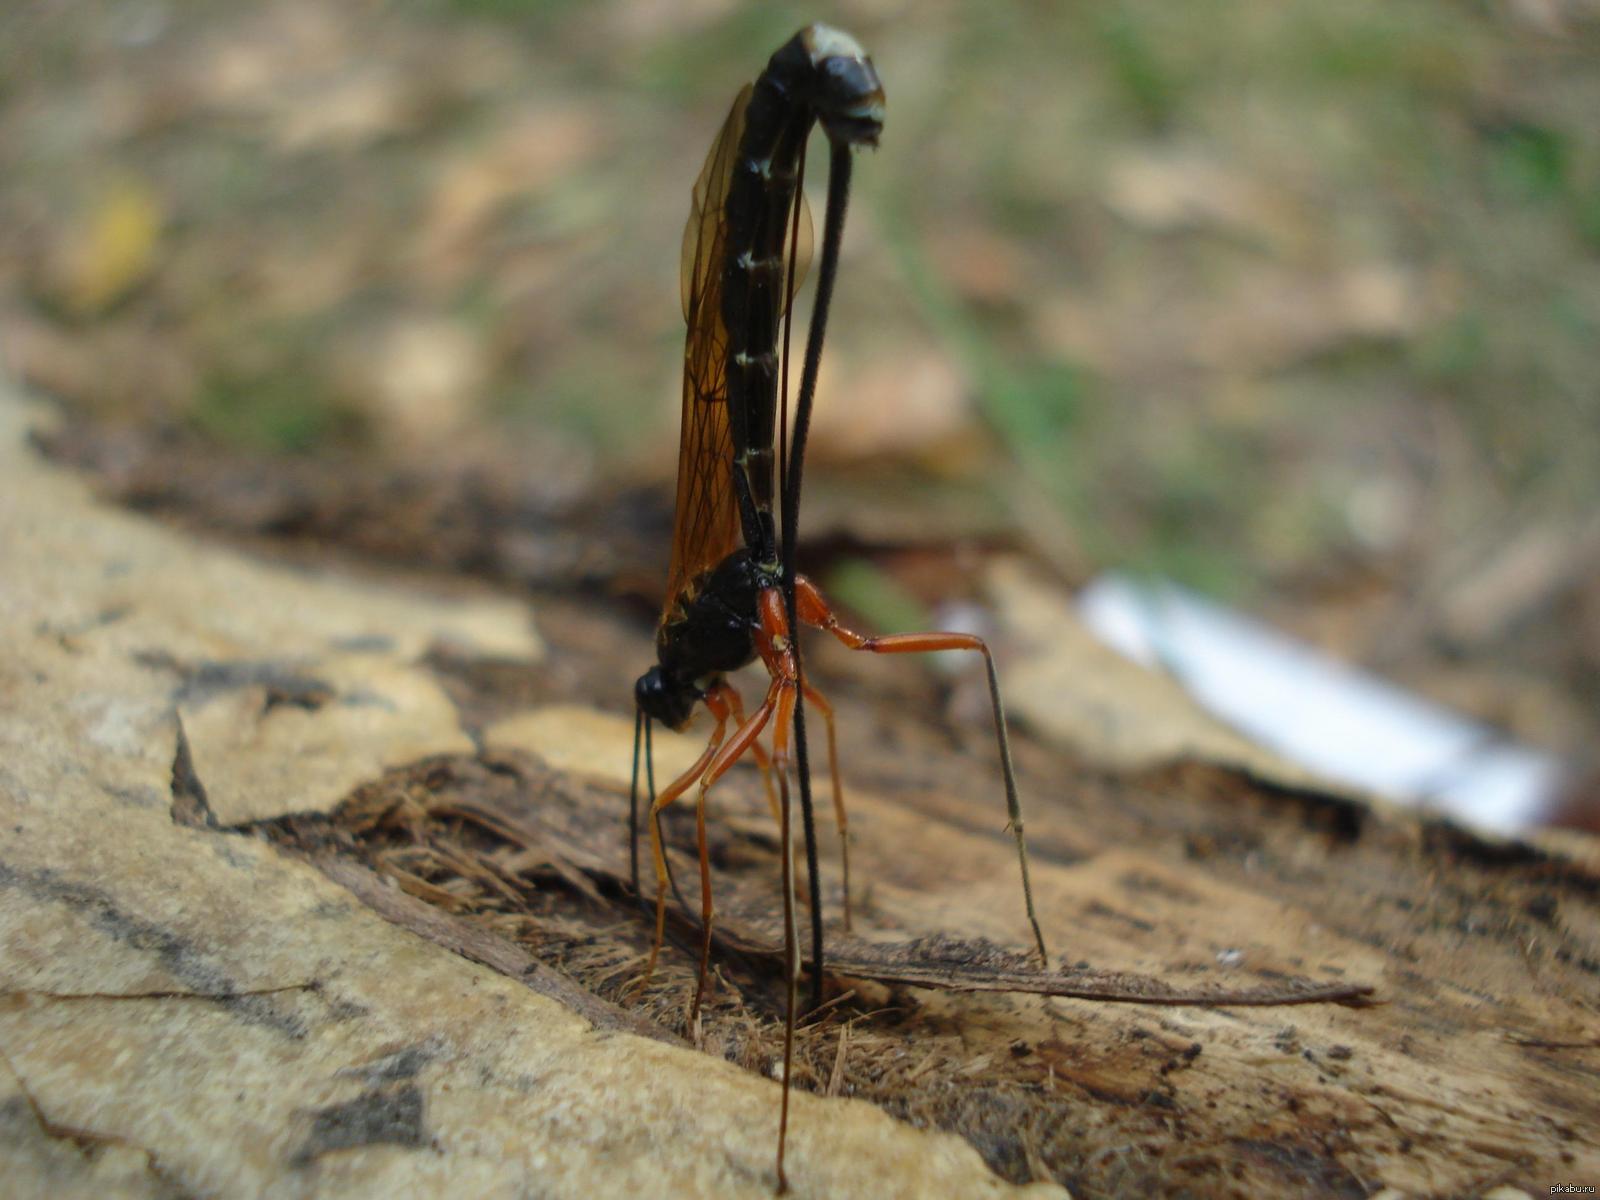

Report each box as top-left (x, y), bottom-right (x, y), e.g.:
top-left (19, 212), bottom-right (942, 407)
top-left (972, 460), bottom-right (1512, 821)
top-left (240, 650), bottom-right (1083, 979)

top-left (633, 25), bottom-right (884, 1003)
top-left (630, 25), bottom-right (1046, 1191)
top-left (638, 26), bottom-right (883, 727)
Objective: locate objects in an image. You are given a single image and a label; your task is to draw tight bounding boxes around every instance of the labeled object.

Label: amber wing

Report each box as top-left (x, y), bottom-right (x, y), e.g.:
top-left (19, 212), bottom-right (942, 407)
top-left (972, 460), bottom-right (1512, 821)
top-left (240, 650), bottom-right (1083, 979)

top-left (660, 85), bottom-right (816, 627)
top-left (659, 86), bottom-right (748, 626)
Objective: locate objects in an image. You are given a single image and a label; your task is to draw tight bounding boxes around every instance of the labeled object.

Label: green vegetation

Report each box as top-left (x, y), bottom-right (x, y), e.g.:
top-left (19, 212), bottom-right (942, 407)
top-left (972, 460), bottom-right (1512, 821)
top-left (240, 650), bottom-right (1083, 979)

top-left (191, 368), bottom-right (347, 454)
top-left (824, 558), bottom-right (932, 637)
top-left (3, 0), bottom-right (1596, 607)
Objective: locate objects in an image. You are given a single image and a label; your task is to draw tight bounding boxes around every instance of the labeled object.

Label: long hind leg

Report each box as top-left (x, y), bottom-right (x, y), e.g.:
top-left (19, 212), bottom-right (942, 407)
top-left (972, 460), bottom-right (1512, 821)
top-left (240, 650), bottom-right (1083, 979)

top-left (766, 677), bottom-right (801, 1196)
top-left (797, 680), bottom-right (850, 930)
top-left (687, 678), bottom-right (783, 1024)
top-left (793, 574), bottom-right (1048, 965)
top-left (738, 676), bottom-right (843, 925)
top-left (726, 684), bottom-right (781, 825)
top-left (635, 689), bottom-right (731, 995)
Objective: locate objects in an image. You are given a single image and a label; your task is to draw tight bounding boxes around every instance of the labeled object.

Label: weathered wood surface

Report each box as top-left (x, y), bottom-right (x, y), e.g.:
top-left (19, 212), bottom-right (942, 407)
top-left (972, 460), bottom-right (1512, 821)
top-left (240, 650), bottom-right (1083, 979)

top-left (3, 381), bottom-right (1597, 1198)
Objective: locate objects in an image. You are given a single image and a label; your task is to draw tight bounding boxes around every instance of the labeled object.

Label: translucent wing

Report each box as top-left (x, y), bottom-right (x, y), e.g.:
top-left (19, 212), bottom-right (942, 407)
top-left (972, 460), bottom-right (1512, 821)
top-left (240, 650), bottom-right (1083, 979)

top-left (786, 187), bottom-right (814, 314)
top-left (661, 87), bottom-right (749, 625)
top-left (662, 86), bottom-right (815, 626)
top-left (679, 107), bottom-right (813, 323)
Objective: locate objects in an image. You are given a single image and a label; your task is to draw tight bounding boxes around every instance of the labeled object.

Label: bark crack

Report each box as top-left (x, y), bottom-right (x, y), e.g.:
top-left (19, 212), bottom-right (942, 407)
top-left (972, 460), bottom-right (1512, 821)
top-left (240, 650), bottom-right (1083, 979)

top-left (0, 1041), bottom-right (201, 1200)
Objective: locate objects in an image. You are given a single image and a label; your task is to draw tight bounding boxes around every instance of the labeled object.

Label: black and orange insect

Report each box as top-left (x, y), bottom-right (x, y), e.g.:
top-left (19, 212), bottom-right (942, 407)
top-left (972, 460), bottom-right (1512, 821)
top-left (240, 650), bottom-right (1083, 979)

top-left (629, 25), bottom-right (1047, 1190)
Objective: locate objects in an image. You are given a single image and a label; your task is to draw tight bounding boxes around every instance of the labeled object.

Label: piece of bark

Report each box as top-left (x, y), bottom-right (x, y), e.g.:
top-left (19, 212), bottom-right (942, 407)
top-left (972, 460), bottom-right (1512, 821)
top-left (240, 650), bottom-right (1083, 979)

top-left (0, 387), bottom-right (1048, 1198)
top-left (5, 379), bottom-right (1598, 1196)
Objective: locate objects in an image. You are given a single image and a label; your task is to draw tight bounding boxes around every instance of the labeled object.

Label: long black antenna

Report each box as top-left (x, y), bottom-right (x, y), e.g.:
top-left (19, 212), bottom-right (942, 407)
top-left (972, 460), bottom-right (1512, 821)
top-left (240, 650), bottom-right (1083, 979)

top-left (782, 140), bottom-right (854, 1013)
top-left (629, 707), bottom-right (645, 903)
top-left (632, 710), bottom-right (688, 914)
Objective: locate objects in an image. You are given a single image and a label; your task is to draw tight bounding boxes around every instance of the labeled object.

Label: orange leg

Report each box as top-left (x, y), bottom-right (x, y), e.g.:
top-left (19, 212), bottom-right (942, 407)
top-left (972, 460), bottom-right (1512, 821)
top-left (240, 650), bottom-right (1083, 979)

top-left (727, 684), bottom-right (781, 825)
top-left (797, 680), bottom-right (850, 930)
top-left (634, 659), bottom-right (797, 1023)
top-left (686, 676), bottom-right (782, 1024)
top-left (793, 575), bottom-right (1049, 965)
top-left (767, 675), bottom-right (801, 1195)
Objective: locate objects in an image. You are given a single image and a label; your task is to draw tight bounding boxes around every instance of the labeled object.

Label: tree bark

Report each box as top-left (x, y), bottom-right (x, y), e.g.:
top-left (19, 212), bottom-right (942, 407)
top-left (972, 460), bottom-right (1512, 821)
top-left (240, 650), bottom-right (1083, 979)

top-left (3, 383), bottom-right (1595, 1198)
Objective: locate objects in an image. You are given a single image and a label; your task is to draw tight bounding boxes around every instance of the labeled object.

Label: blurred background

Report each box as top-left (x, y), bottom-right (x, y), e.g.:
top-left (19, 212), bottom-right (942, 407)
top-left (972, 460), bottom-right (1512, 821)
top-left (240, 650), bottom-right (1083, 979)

top-left (3, 0), bottom-right (1597, 824)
